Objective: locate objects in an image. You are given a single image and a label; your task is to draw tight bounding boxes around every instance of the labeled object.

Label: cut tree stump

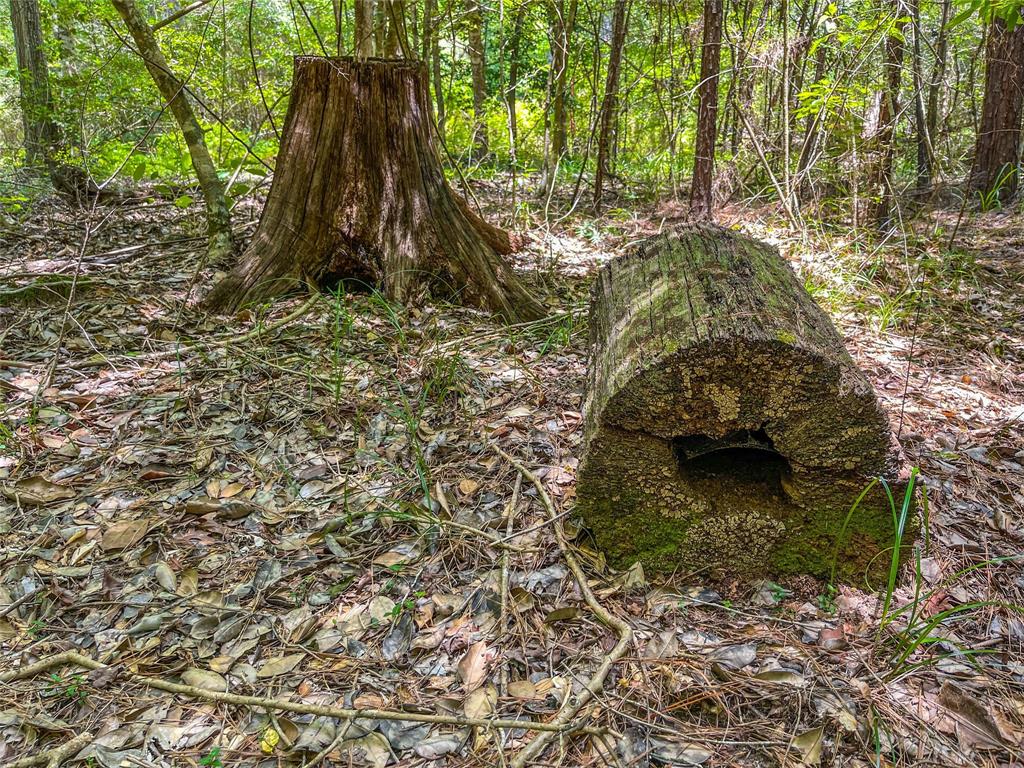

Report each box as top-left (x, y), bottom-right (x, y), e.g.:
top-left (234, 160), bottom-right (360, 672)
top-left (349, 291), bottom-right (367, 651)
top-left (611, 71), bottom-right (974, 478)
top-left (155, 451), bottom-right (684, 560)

top-left (578, 224), bottom-right (912, 582)
top-left (205, 57), bottom-right (544, 322)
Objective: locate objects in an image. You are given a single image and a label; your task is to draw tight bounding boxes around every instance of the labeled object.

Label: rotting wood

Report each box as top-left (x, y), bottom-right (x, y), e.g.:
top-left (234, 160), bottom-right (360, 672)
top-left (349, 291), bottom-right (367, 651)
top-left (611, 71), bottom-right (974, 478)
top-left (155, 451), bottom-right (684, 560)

top-left (577, 224), bottom-right (912, 582)
top-left (205, 57), bottom-right (544, 322)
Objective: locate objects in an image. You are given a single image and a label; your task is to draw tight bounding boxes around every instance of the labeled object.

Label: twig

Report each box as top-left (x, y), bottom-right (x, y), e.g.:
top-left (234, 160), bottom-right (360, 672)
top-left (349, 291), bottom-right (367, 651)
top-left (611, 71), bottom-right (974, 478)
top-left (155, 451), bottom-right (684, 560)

top-left (493, 447), bottom-right (634, 768)
top-left (0, 732), bottom-right (94, 768)
top-left (0, 652), bottom-right (600, 735)
top-left (302, 718), bottom-right (353, 768)
top-left (499, 472), bottom-right (523, 698)
top-left (207, 291), bottom-right (323, 347)
top-left (0, 588), bottom-right (40, 619)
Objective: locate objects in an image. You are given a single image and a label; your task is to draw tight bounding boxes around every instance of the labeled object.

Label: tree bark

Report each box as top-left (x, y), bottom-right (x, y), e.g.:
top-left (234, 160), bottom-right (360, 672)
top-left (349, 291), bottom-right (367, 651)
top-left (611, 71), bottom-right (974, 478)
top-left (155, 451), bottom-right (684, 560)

top-left (548, 0), bottom-right (576, 165)
top-left (970, 16), bottom-right (1024, 198)
top-left (355, 0), bottom-right (375, 57)
top-left (689, 0), bottom-right (723, 219)
top-left (466, 0), bottom-right (489, 160)
top-left (205, 58), bottom-right (544, 322)
top-left (871, 7), bottom-right (905, 227)
top-left (578, 225), bottom-right (910, 581)
top-left (423, 0), bottom-right (445, 137)
top-left (910, 0), bottom-right (932, 190)
top-left (926, 0), bottom-right (950, 168)
top-left (9, 0), bottom-right (60, 171)
top-left (111, 0), bottom-right (232, 260)
top-left (593, 0), bottom-right (627, 211)
top-left (505, 5), bottom-right (526, 157)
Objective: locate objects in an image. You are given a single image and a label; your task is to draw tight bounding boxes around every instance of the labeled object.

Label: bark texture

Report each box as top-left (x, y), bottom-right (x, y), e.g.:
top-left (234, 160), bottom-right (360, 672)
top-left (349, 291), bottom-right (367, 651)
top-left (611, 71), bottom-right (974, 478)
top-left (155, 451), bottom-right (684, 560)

top-left (871, 8), bottom-right (905, 226)
top-left (10, 0), bottom-right (59, 170)
top-left (466, 0), bottom-right (489, 160)
top-left (689, 0), bottom-right (723, 219)
top-left (593, 0), bottom-right (627, 211)
top-left (205, 57), bottom-right (544, 322)
top-left (355, 0), bottom-right (375, 57)
top-left (112, 0), bottom-right (232, 260)
top-left (547, 0), bottom-right (576, 165)
top-left (970, 16), bottom-right (1024, 198)
top-left (578, 225), bottom-right (911, 581)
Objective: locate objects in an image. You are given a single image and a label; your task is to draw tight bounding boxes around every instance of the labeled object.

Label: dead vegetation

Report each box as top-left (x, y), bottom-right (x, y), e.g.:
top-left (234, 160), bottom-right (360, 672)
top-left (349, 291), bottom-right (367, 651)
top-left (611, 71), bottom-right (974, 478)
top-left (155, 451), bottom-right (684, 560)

top-left (1, 192), bottom-right (1022, 767)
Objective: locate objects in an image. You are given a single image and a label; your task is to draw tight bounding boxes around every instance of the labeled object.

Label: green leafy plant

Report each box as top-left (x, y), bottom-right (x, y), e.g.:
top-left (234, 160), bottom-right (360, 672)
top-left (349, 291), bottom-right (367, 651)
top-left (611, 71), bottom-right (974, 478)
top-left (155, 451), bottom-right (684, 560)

top-left (199, 747), bottom-right (223, 768)
top-left (0, 419), bottom-right (17, 455)
top-left (45, 672), bottom-right (88, 701)
top-left (816, 583), bottom-right (838, 614)
top-left (975, 164), bottom-right (1016, 212)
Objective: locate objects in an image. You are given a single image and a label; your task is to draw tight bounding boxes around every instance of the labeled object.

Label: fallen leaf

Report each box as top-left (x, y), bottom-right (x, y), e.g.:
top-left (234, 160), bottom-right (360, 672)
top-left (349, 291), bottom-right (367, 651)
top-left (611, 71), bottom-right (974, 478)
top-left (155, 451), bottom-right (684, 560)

top-left (101, 519), bottom-right (149, 551)
top-left (256, 653), bottom-right (305, 678)
top-left (2, 476), bottom-right (75, 506)
top-left (792, 727), bottom-right (824, 765)
top-left (457, 641), bottom-right (492, 692)
top-left (181, 668), bottom-right (227, 692)
top-left (154, 561), bottom-right (176, 592)
top-left (464, 684), bottom-right (497, 719)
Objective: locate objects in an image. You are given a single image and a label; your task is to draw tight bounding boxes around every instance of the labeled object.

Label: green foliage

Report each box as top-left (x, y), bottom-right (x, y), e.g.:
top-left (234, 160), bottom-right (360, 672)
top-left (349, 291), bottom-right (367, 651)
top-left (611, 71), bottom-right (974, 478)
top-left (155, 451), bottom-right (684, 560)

top-left (199, 747), bottom-right (223, 768)
top-left (45, 672), bottom-right (88, 702)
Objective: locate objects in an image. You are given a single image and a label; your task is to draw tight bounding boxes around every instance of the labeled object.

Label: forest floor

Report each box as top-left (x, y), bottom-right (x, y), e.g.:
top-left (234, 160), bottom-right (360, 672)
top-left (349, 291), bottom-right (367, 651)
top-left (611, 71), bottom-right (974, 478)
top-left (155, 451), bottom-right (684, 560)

top-left (1, 186), bottom-right (1022, 768)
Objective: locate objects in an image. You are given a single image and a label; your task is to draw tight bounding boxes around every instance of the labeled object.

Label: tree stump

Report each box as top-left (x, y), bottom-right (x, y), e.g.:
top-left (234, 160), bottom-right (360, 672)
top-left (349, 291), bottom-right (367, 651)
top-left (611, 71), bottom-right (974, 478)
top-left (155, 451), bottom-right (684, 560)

top-left (205, 57), bottom-right (544, 322)
top-left (578, 225), bottom-right (912, 582)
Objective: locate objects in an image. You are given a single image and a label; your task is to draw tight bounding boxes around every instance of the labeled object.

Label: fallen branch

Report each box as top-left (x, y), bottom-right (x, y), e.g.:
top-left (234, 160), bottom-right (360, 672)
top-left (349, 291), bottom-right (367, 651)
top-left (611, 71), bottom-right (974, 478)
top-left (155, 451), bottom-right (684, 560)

top-left (1, 732), bottom-right (93, 768)
top-left (494, 447), bottom-right (634, 768)
top-left (0, 652), bottom-right (596, 736)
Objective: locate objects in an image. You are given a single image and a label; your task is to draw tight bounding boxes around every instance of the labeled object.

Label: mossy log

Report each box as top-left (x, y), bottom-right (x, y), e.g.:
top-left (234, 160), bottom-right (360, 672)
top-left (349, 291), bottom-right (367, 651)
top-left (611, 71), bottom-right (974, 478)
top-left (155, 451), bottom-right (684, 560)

top-left (578, 224), bottom-right (912, 582)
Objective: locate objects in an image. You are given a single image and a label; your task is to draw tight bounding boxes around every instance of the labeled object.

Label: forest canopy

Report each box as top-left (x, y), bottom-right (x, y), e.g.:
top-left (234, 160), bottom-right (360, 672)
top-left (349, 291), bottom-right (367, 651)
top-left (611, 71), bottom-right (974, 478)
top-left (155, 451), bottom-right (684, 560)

top-left (2, 0), bottom-right (1020, 219)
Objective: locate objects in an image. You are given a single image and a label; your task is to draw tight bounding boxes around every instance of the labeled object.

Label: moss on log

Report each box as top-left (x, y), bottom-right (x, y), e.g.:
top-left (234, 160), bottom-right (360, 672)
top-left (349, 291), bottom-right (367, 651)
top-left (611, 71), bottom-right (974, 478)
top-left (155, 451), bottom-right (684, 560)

top-left (577, 224), bottom-right (913, 582)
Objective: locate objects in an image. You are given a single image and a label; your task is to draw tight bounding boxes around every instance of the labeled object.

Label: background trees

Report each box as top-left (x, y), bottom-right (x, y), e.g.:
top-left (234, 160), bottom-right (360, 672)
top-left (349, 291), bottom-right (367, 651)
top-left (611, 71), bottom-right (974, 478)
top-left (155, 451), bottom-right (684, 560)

top-left (0, 0), bottom-right (1020, 223)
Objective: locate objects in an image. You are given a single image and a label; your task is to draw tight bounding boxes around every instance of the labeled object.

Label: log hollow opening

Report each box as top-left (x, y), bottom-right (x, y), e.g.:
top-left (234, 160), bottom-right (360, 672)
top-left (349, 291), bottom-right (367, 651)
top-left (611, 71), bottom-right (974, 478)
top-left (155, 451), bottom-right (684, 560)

top-left (673, 427), bottom-right (794, 502)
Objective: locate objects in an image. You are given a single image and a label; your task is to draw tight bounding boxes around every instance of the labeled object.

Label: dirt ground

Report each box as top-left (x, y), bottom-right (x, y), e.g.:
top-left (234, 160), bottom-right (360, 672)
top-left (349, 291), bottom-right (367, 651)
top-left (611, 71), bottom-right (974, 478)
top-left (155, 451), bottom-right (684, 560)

top-left (1, 190), bottom-right (1022, 767)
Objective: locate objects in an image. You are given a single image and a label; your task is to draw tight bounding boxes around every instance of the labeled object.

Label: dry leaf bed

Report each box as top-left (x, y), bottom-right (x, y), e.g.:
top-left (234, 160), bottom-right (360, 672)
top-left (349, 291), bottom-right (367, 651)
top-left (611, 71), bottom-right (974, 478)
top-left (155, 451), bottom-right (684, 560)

top-left (1, 195), bottom-right (1022, 767)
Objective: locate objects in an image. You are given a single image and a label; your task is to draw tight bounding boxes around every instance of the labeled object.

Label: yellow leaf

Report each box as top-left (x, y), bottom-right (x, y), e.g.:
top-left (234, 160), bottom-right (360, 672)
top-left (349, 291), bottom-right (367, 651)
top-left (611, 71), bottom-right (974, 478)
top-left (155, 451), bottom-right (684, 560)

top-left (259, 727), bottom-right (280, 754)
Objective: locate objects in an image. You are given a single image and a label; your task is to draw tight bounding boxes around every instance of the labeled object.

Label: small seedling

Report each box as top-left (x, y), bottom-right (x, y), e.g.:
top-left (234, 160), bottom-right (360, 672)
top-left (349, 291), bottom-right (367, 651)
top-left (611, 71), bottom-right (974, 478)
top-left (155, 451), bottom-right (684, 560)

top-left (45, 672), bottom-right (88, 701)
top-left (200, 747), bottom-right (223, 768)
top-left (816, 583), bottom-right (838, 614)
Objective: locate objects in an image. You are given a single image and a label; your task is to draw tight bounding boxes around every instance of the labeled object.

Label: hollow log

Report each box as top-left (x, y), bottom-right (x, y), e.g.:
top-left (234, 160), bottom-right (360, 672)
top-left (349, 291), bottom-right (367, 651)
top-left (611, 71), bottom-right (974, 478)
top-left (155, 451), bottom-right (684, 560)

top-left (578, 225), bottom-right (912, 582)
top-left (205, 57), bottom-right (544, 322)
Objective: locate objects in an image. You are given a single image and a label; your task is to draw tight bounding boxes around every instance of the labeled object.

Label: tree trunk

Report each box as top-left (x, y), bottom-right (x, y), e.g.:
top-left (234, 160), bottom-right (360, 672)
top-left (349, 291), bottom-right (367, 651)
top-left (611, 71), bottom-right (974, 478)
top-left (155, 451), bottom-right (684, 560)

top-left (871, 9), bottom-right (905, 227)
top-left (111, 0), bottom-right (232, 260)
top-left (505, 5), bottom-right (526, 158)
top-left (593, 0), bottom-right (627, 211)
top-left (9, 0), bottom-right (60, 171)
top-left (910, 0), bottom-right (932, 190)
top-left (9, 0), bottom-right (92, 197)
top-left (205, 58), bottom-right (544, 322)
top-left (926, 0), bottom-right (950, 169)
top-left (796, 37), bottom-right (827, 200)
top-left (578, 225), bottom-right (910, 581)
top-left (423, 0), bottom-right (445, 138)
top-left (970, 16), bottom-right (1024, 198)
top-left (466, 0), bottom-right (489, 160)
top-left (548, 0), bottom-right (576, 165)
top-left (355, 0), bottom-right (375, 57)
top-left (689, 0), bottom-right (723, 219)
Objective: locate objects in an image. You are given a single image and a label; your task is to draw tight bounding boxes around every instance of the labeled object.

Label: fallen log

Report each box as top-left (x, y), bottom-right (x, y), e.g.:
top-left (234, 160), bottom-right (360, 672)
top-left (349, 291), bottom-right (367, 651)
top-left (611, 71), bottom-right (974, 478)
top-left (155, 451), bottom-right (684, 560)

top-left (577, 224), bottom-right (912, 582)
